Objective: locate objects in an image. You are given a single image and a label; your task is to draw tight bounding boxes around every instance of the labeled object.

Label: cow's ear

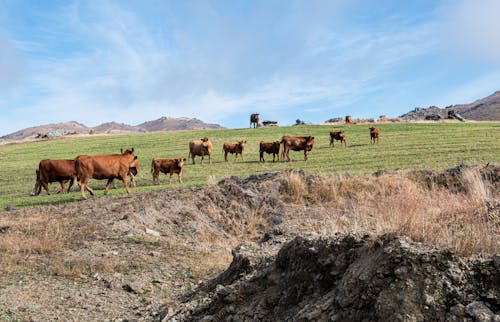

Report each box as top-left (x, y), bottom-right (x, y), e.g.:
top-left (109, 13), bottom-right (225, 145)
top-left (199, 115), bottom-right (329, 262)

top-left (183, 158), bottom-right (187, 161)
top-left (134, 156), bottom-right (138, 160)
top-left (131, 148), bottom-right (134, 153)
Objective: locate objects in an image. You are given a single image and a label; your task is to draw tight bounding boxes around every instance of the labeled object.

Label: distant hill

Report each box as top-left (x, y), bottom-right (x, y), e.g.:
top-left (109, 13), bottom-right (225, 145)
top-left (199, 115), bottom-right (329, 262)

top-left (0, 117), bottom-right (223, 141)
top-left (401, 91), bottom-right (500, 121)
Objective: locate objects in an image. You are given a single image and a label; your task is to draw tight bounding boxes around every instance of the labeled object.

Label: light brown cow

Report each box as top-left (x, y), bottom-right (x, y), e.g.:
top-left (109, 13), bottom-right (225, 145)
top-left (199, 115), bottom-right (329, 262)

top-left (281, 135), bottom-right (315, 162)
top-left (188, 137), bottom-right (213, 165)
top-left (259, 141), bottom-right (280, 162)
top-left (75, 148), bottom-right (138, 199)
top-left (151, 157), bottom-right (186, 184)
top-left (250, 113), bottom-right (260, 128)
top-left (370, 127), bottom-right (381, 144)
top-left (223, 140), bottom-right (246, 162)
top-left (329, 130), bottom-right (347, 147)
top-left (31, 159), bottom-right (77, 195)
top-left (345, 115), bottom-right (353, 128)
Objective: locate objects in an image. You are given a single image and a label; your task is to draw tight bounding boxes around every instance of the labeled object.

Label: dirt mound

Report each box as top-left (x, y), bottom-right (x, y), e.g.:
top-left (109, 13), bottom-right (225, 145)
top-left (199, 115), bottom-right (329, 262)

top-left (169, 234), bottom-right (500, 322)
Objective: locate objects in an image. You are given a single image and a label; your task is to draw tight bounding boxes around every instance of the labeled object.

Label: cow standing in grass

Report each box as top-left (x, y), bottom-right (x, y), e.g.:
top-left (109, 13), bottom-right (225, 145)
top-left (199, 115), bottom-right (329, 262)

top-left (329, 131), bottom-right (347, 147)
top-left (250, 113), bottom-right (260, 128)
top-left (223, 140), bottom-right (246, 162)
top-left (188, 137), bottom-right (213, 165)
top-left (370, 127), bottom-right (381, 144)
top-left (75, 148), bottom-right (138, 200)
top-left (31, 159), bottom-right (77, 195)
top-left (151, 157), bottom-right (186, 184)
top-left (345, 115), bottom-right (353, 128)
top-left (259, 141), bottom-right (280, 162)
top-left (281, 135), bottom-right (315, 162)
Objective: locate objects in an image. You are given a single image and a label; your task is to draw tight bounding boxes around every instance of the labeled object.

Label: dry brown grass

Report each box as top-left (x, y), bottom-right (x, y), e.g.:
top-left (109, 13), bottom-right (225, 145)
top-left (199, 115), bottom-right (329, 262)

top-left (281, 167), bottom-right (499, 256)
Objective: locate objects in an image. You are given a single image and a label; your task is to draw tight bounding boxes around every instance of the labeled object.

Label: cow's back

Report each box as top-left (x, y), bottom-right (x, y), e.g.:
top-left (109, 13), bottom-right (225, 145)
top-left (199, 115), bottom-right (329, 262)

top-left (39, 159), bottom-right (75, 181)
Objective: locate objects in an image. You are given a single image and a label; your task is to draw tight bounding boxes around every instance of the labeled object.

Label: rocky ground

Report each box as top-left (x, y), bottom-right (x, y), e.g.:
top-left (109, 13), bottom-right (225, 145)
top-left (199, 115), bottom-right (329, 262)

top-left (0, 167), bottom-right (498, 321)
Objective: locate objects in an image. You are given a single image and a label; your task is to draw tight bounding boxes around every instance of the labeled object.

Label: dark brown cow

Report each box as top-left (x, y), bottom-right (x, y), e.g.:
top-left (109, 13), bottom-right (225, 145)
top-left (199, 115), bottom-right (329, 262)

top-left (188, 137), bottom-right (213, 165)
top-left (345, 115), bottom-right (353, 128)
top-left (31, 159), bottom-right (76, 195)
top-left (128, 157), bottom-right (140, 187)
top-left (370, 127), bottom-right (381, 144)
top-left (151, 157), bottom-right (186, 184)
top-left (75, 148), bottom-right (138, 199)
top-left (329, 130), bottom-right (347, 147)
top-left (250, 113), bottom-right (260, 128)
top-left (259, 141), bottom-right (280, 162)
top-left (281, 135), bottom-right (315, 162)
top-left (223, 140), bottom-right (246, 162)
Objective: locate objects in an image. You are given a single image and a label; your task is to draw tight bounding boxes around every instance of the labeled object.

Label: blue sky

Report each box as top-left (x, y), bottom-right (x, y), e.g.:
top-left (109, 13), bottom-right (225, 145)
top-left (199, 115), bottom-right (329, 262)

top-left (1, 0), bottom-right (499, 135)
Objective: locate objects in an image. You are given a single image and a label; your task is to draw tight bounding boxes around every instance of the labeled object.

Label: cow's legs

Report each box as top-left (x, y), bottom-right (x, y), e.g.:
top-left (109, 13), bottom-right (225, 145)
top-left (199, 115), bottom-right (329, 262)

top-left (178, 171), bottom-right (183, 183)
top-left (304, 150), bottom-right (308, 161)
top-left (169, 172), bottom-right (173, 184)
top-left (41, 181), bottom-right (51, 195)
top-left (152, 169), bottom-right (159, 185)
top-left (58, 180), bottom-right (66, 193)
top-left (104, 178), bottom-right (114, 194)
top-left (80, 180), bottom-right (88, 199)
top-left (129, 173), bottom-right (136, 187)
top-left (121, 176), bottom-right (130, 193)
top-left (224, 151), bottom-right (228, 162)
top-left (67, 177), bottom-right (76, 193)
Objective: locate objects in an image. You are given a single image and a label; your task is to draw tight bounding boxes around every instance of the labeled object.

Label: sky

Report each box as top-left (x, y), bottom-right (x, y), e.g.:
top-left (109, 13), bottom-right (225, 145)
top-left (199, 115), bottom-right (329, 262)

top-left (1, 0), bottom-right (499, 136)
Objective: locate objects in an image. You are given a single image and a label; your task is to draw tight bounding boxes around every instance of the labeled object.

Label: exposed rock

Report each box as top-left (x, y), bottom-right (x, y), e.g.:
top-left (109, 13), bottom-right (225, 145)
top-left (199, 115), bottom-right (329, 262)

top-left (171, 234), bottom-right (500, 321)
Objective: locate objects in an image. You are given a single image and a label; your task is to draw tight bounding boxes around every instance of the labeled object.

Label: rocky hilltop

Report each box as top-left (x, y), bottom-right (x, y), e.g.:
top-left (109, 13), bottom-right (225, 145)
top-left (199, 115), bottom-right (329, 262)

top-left (0, 117), bottom-right (223, 141)
top-left (401, 91), bottom-right (500, 121)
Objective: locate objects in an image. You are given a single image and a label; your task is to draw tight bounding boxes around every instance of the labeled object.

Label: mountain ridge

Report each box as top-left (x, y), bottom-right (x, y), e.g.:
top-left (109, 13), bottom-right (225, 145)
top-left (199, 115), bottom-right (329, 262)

top-left (0, 117), bottom-right (223, 141)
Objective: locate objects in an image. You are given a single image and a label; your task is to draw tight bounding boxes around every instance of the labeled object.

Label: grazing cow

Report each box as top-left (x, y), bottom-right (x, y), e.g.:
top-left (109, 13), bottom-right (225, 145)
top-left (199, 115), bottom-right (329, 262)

top-left (223, 140), bottom-right (247, 162)
top-left (281, 135), bottom-right (315, 162)
top-left (188, 137), bottom-right (213, 165)
top-left (31, 159), bottom-right (77, 195)
top-left (345, 115), bottom-right (353, 128)
top-left (329, 130), bottom-right (347, 147)
top-left (250, 113), bottom-right (260, 128)
top-left (151, 157), bottom-right (186, 184)
top-left (259, 141), bottom-right (280, 162)
top-left (370, 127), bottom-right (381, 144)
top-left (75, 148), bottom-right (138, 199)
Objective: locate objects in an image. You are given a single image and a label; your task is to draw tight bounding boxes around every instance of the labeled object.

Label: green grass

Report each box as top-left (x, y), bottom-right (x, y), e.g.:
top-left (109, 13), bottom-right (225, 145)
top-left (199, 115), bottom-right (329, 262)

top-left (0, 122), bottom-right (499, 210)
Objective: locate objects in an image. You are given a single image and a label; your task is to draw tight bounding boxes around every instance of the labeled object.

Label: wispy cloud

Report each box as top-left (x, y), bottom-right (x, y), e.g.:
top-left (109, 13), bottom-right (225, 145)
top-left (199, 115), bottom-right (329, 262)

top-left (1, 1), bottom-right (496, 135)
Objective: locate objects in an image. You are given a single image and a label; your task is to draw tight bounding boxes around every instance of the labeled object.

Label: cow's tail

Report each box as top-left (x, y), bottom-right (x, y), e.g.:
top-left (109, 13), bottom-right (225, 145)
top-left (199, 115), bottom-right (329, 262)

top-left (151, 159), bottom-right (155, 173)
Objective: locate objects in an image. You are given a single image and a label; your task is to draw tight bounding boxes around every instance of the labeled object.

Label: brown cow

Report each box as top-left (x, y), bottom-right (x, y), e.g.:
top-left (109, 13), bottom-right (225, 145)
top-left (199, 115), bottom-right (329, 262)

top-left (281, 135), bottom-right (315, 162)
top-left (31, 159), bottom-right (77, 195)
top-left (345, 115), bottom-right (353, 128)
top-left (151, 157), bottom-right (186, 184)
top-left (188, 137), bottom-right (213, 165)
top-left (75, 148), bottom-right (138, 199)
top-left (112, 150), bottom-right (140, 188)
top-left (259, 141), bottom-right (280, 162)
top-left (250, 113), bottom-right (260, 128)
top-left (329, 130), bottom-right (347, 147)
top-left (223, 140), bottom-right (246, 162)
top-left (370, 127), bottom-right (380, 144)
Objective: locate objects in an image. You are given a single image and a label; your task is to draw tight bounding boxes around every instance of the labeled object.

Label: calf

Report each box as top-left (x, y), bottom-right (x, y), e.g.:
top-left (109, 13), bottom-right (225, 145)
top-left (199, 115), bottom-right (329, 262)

top-left (223, 140), bottom-right (247, 162)
top-left (31, 159), bottom-right (77, 195)
top-left (329, 131), bottom-right (347, 147)
top-left (370, 127), bottom-right (380, 144)
top-left (151, 157), bottom-right (186, 184)
top-left (281, 135), bottom-right (315, 162)
top-left (259, 141), bottom-right (280, 162)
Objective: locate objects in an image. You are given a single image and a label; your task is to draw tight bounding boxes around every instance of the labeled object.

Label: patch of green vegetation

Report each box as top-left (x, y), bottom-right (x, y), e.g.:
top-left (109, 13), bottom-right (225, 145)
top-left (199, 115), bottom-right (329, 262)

top-left (1, 123), bottom-right (499, 210)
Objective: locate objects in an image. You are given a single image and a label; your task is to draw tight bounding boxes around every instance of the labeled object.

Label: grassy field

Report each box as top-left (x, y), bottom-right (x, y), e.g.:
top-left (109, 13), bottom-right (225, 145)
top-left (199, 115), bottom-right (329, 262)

top-left (0, 122), bottom-right (499, 210)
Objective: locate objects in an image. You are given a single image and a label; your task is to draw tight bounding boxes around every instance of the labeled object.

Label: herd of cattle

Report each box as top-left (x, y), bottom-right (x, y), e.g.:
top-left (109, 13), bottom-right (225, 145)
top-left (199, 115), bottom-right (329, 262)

top-left (31, 124), bottom-right (381, 200)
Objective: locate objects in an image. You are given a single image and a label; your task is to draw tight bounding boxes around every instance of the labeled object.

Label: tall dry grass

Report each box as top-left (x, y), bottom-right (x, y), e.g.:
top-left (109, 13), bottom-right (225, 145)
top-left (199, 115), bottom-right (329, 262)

top-left (280, 167), bottom-right (499, 257)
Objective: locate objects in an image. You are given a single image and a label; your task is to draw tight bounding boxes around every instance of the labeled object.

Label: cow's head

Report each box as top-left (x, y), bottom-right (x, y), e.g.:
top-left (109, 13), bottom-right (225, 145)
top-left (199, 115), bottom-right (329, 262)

top-left (238, 140), bottom-right (247, 147)
top-left (369, 127), bottom-right (375, 132)
top-left (306, 136), bottom-right (315, 150)
top-left (200, 137), bottom-right (209, 142)
top-left (177, 158), bottom-right (186, 167)
top-left (121, 148), bottom-right (135, 155)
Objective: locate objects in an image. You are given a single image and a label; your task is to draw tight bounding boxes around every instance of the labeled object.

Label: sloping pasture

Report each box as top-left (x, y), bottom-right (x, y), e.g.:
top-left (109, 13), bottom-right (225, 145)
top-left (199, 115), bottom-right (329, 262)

top-left (0, 122), bottom-right (498, 209)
